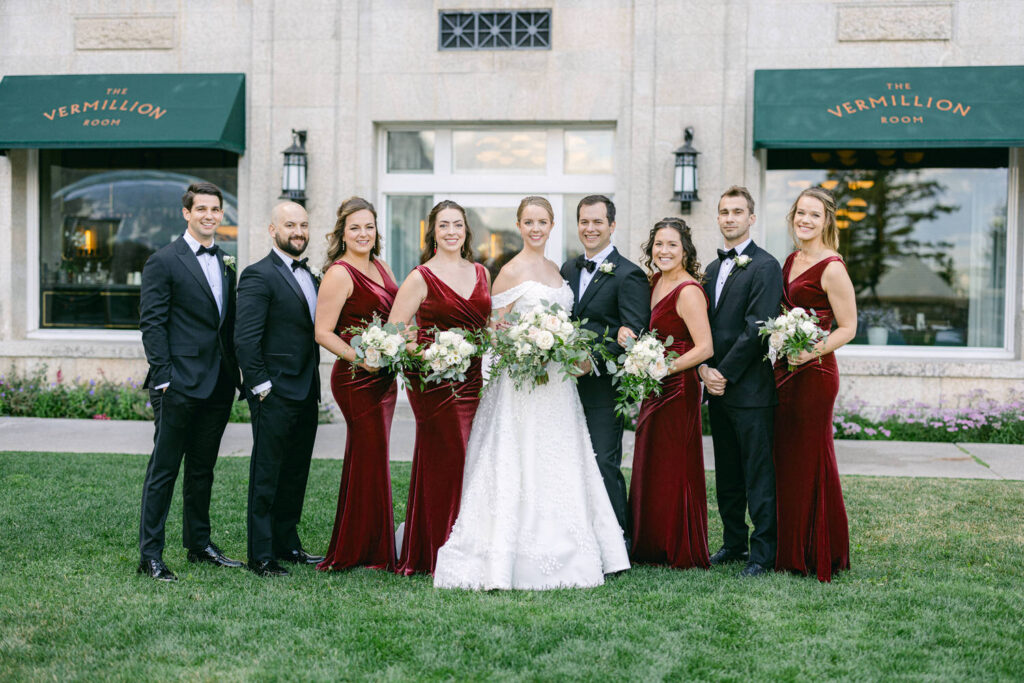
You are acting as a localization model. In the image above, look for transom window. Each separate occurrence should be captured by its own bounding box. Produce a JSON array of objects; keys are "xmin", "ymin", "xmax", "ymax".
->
[{"xmin": 439, "ymin": 11, "xmax": 551, "ymax": 50}]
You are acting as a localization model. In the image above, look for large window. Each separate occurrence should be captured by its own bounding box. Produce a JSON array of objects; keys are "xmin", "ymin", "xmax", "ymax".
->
[
  {"xmin": 379, "ymin": 126, "xmax": 615, "ymax": 282},
  {"xmin": 38, "ymin": 149, "xmax": 238, "ymax": 329},
  {"xmin": 765, "ymin": 148, "xmax": 1009, "ymax": 349}
]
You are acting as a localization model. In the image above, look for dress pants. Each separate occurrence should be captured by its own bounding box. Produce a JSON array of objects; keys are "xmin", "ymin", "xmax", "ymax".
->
[
  {"xmin": 139, "ymin": 367, "xmax": 235, "ymax": 561},
  {"xmin": 707, "ymin": 399, "xmax": 777, "ymax": 568},
  {"xmin": 246, "ymin": 385, "xmax": 318, "ymax": 562},
  {"xmin": 581, "ymin": 400, "xmax": 630, "ymax": 545}
]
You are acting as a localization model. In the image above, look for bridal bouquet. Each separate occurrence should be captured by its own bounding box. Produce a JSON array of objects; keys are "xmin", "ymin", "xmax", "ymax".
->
[
  {"xmin": 490, "ymin": 302, "xmax": 597, "ymax": 390},
  {"xmin": 419, "ymin": 327, "xmax": 480, "ymax": 385},
  {"xmin": 603, "ymin": 331, "xmax": 678, "ymax": 417},
  {"xmin": 758, "ymin": 306, "xmax": 829, "ymax": 372},
  {"xmin": 346, "ymin": 315, "xmax": 414, "ymax": 376}
]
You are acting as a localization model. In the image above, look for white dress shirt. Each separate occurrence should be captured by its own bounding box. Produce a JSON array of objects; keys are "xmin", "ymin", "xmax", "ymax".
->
[
  {"xmin": 714, "ymin": 237, "xmax": 752, "ymax": 307},
  {"xmin": 579, "ymin": 242, "xmax": 615, "ymax": 300},
  {"xmin": 183, "ymin": 230, "xmax": 224, "ymax": 315}
]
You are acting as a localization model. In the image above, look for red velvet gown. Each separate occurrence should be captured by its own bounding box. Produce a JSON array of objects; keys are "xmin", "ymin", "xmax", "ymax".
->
[
  {"xmin": 318, "ymin": 259, "xmax": 400, "ymax": 572},
  {"xmin": 774, "ymin": 252, "xmax": 851, "ymax": 582},
  {"xmin": 629, "ymin": 278, "xmax": 710, "ymax": 569},
  {"xmin": 396, "ymin": 263, "xmax": 491, "ymax": 575}
]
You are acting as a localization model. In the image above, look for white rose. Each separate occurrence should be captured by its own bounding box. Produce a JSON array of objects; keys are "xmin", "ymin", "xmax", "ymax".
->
[
  {"xmin": 542, "ymin": 315, "xmax": 561, "ymax": 332},
  {"xmin": 516, "ymin": 342, "xmax": 533, "ymax": 357},
  {"xmin": 557, "ymin": 309, "xmax": 569, "ymax": 322},
  {"xmin": 423, "ymin": 345, "xmax": 438, "ymax": 361},
  {"xmin": 365, "ymin": 326, "xmax": 386, "ymax": 343},
  {"xmin": 650, "ymin": 358, "xmax": 668, "ymax": 380},
  {"xmin": 799, "ymin": 320, "xmax": 817, "ymax": 336},
  {"xmin": 769, "ymin": 330, "xmax": 786, "ymax": 350},
  {"xmin": 430, "ymin": 358, "xmax": 445, "ymax": 373},
  {"xmin": 363, "ymin": 346, "xmax": 382, "ymax": 367},
  {"xmin": 382, "ymin": 338, "xmax": 400, "ymax": 357},
  {"xmin": 458, "ymin": 341, "xmax": 475, "ymax": 357},
  {"xmin": 789, "ymin": 307, "xmax": 806, "ymax": 318},
  {"xmin": 623, "ymin": 357, "xmax": 640, "ymax": 375},
  {"xmin": 438, "ymin": 330, "xmax": 459, "ymax": 346},
  {"xmin": 559, "ymin": 321, "xmax": 574, "ymax": 338},
  {"xmin": 535, "ymin": 330, "xmax": 555, "ymax": 350}
]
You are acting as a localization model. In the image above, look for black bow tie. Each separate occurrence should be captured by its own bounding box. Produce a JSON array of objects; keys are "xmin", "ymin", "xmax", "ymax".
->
[
  {"xmin": 576, "ymin": 255, "xmax": 597, "ymax": 273},
  {"xmin": 196, "ymin": 244, "xmax": 219, "ymax": 256},
  {"xmin": 291, "ymin": 257, "xmax": 310, "ymax": 272},
  {"xmin": 717, "ymin": 248, "xmax": 737, "ymax": 261}
]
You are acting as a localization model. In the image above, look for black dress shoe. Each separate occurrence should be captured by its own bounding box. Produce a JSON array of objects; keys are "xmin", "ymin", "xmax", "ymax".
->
[
  {"xmin": 709, "ymin": 547, "xmax": 749, "ymax": 565},
  {"xmin": 137, "ymin": 559, "xmax": 178, "ymax": 582},
  {"xmin": 740, "ymin": 562, "xmax": 769, "ymax": 578},
  {"xmin": 187, "ymin": 542, "xmax": 243, "ymax": 568},
  {"xmin": 276, "ymin": 548, "xmax": 325, "ymax": 565},
  {"xmin": 247, "ymin": 559, "xmax": 289, "ymax": 577}
]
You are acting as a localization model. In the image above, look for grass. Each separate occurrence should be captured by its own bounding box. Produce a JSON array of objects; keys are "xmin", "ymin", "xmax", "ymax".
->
[{"xmin": 1, "ymin": 452, "xmax": 1023, "ymax": 680}]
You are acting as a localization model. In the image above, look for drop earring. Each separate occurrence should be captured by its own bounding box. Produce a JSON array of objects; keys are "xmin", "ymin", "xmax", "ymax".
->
[{"xmin": 433, "ymin": 239, "xmax": 437, "ymax": 255}]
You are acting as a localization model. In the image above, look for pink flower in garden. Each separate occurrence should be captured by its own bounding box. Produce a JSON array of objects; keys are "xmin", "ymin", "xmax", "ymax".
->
[{"xmin": 92, "ymin": 413, "xmax": 110, "ymax": 420}]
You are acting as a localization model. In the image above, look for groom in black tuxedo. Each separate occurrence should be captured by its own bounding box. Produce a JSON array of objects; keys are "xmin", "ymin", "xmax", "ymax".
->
[
  {"xmin": 561, "ymin": 195, "xmax": 650, "ymax": 548},
  {"xmin": 699, "ymin": 186, "xmax": 783, "ymax": 577},
  {"xmin": 235, "ymin": 201, "xmax": 324, "ymax": 577},
  {"xmin": 137, "ymin": 182, "xmax": 244, "ymax": 582}
]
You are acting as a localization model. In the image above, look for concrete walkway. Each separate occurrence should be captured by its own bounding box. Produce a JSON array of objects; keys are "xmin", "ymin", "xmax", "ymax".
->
[{"xmin": 1, "ymin": 415, "xmax": 1021, "ymax": 481}]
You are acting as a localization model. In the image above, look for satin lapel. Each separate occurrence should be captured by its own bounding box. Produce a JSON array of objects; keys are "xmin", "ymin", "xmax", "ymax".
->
[
  {"xmin": 218, "ymin": 254, "xmax": 230, "ymax": 325},
  {"xmin": 272, "ymin": 252, "xmax": 314, "ymax": 324},
  {"xmin": 713, "ymin": 242, "xmax": 757, "ymax": 315},
  {"xmin": 705, "ymin": 260, "xmax": 721, "ymax": 317},
  {"xmin": 175, "ymin": 239, "xmax": 219, "ymax": 315},
  {"xmin": 567, "ymin": 260, "xmax": 582, "ymax": 304},
  {"xmin": 577, "ymin": 248, "xmax": 618, "ymax": 314}
]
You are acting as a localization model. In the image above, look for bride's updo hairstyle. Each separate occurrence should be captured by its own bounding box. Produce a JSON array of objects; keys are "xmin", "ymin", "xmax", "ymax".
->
[
  {"xmin": 641, "ymin": 217, "xmax": 703, "ymax": 283},
  {"xmin": 516, "ymin": 195, "xmax": 554, "ymax": 222},
  {"xmin": 325, "ymin": 196, "xmax": 380, "ymax": 269},
  {"xmin": 421, "ymin": 199, "xmax": 474, "ymax": 264},
  {"xmin": 786, "ymin": 187, "xmax": 839, "ymax": 251}
]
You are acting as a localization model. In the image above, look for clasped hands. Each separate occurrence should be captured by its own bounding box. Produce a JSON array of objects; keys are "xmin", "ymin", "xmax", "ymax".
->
[{"xmin": 699, "ymin": 365, "xmax": 727, "ymax": 396}]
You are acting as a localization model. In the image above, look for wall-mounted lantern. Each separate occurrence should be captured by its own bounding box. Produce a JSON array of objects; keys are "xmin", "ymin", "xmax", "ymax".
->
[
  {"xmin": 672, "ymin": 127, "xmax": 699, "ymax": 214},
  {"xmin": 280, "ymin": 129, "xmax": 307, "ymax": 206}
]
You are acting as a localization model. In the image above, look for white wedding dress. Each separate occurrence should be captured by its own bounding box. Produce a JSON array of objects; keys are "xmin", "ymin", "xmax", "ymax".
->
[{"xmin": 433, "ymin": 280, "xmax": 631, "ymax": 590}]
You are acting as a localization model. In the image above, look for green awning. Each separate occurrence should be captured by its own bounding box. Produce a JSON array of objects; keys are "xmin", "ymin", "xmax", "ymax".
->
[
  {"xmin": 754, "ymin": 66, "xmax": 1024, "ymax": 149},
  {"xmin": 0, "ymin": 73, "xmax": 245, "ymax": 153}
]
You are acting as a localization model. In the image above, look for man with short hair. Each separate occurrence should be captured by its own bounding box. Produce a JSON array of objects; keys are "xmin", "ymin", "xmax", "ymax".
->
[
  {"xmin": 137, "ymin": 181, "xmax": 244, "ymax": 582},
  {"xmin": 699, "ymin": 185, "xmax": 783, "ymax": 577},
  {"xmin": 560, "ymin": 195, "xmax": 651, "ymax": 550},
  {"xmin": 235, "ymin": 201, "xmax": 323, "ymax": 577}
]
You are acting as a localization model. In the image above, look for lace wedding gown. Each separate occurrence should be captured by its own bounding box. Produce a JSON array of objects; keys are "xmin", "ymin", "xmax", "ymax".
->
[{"xmin": 433, "ymin": 280, "xmax": 631, "ymax": 590}]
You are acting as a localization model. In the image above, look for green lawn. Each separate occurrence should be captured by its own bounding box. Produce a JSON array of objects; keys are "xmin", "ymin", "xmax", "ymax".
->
[{"xmin": 1, "ymin": 452, "xmax": 1022, "ymax": 681}]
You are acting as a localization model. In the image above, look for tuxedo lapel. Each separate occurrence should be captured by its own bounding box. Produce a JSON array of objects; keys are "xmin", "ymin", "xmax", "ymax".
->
[
  {"xmin": 217, "ymin": 254, "xmax": 230, "ymax": 326},
  {"xmin": 577, "ymin": 248, "xmax": 618, "ymax": 313},
  {"xmin": 174, "ymin": 238, "xmax": 219, "ymax": 316},
  {"xmin": 713, "ymin": 241, "xmax": 758, "ymax": 315},
  {"xmin": 567, "ymin": 260, "xmax": 582, "ymax": 304},
  {"xmin": 271, "ymin": 252, "xmax": 314, "ymax": 324}
]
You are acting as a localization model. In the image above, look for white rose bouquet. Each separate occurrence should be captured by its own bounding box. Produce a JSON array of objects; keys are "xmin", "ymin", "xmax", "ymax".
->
[
  {"xmin": 489, "ymin": 301, "xmax": 597, "ymax": 390},
  {"xmin": 346, "ymin": 315, "xmax": 414, "ymax": 377},
  {"xmin": 419, "ymin": 327, "xmax": 481, "ymax": 386},
  {"xmin": 758, "ymin": 306, "xmax": 829, "ymax": 372},
  {"xmin": 603, "ymin": 331, "xmax": 679, "ymax": 417}
]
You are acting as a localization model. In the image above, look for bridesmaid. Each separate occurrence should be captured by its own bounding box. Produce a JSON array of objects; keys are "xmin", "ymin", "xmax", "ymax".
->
[
  {"xmin": 388, "ymin": 200, "xmax": 491, "ymax": 575},
  {"xmin": 774, "ymin": 187, "xmax": 857, "ymax": 582},
  {"xmin": 314, "ymin": 196, "xmax": 400, "ymax": 572},
  {"xmin": 621, "ymin": 218, "xmax": 714, "ymax": 569}
]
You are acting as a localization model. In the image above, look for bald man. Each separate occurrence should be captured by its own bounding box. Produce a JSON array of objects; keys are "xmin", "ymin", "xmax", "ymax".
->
[{"xmin": 234, "ymin": 202, "xmax": 323, "ymax": 576}]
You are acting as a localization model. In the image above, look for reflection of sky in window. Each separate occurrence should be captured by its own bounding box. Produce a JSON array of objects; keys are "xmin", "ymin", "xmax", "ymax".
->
[
  {"xmin": 564, "ymin": 131, "xmax": 614, "ymax": 174},
  {"xmin": 453, "ymin": 131, "xmax": 546, "ymax": 173}
]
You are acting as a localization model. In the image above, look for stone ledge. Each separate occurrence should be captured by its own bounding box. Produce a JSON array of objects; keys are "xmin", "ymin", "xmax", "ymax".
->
[
  {"xmin": 74, "ymin": 15, "xmax": 176, "ymax": 51},
  {"xmin": 837, "ymin": 3, "xmax": 953, "ymax": 42},
  {"xmin": 839, "ymin": 356, "xmax": 1024, "ymax": 379}
]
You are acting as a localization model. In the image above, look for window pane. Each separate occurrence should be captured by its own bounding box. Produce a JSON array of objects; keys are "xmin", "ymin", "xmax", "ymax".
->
[
  {"xmin": 39, "ymin": 149, "xmax": 238, "ymax": 329},
  {"xmin": 766, "ymin": 161, "xmax": 1008, "ymax": 348},
  {"xmin": 386, "ymin": 195, "xmax": 435, "ymax": 282},
  {"xmin": 453, "ymin": 130, "xmax": 545, "ymax": 174},
  {"xmin": 387, "ymin": 131, "xmax": 434, "ymax": 173},
  {"xmin": 564, "ymin": 130, "xmax": 614, "ymax": 174},
  {"xmin": 463, "ymin": 205, "xmax": 523, "ymax": 281}
]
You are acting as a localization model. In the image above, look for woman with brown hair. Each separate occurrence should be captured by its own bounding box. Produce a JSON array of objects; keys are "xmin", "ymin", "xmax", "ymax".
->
[
  {"xmin": 622, "ymin": 218, "xmax": 714, "ymax": 569},
  {"xmin": 387, "ymin": 200, "xmax": 491, "ymax": 575},
  {"xmin": 314, "ymin": 196, "xmax": 401, "ymax": 572},
  {"xmin": 774, "ymin": 187, "xmax": 857, "ymax": 582}
]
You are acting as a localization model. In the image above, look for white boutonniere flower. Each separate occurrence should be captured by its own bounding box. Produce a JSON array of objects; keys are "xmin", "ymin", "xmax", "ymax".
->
[
  {"xmin": 735, "ymin": 255, "xmax": 752, "ymax": 269},
  {"xmin": 309, "ymin": 265, "xmax": 323, "ymax": 283},
  {"xmin": 598, "ymin": 262, "xmax": 615, "ymax": 276},
  {"xmin": 222, "ymin": 255, "xmax": 236, "ymax": 272}
]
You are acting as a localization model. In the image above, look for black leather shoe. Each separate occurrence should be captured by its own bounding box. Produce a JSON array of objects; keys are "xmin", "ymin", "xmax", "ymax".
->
[
  {"xmin": 187, "ymin": 542, "xmax": 243, "ymax": 568},
  {"xmin": 137, "ymin": 559, "xmax": 178, "ymax": 582},
  {"xmin": 276, "ymin": 548, "xmax": 325, "ymax": 565},
  {"xmin": 710, "ymin": 547, "xmax": 749, "ymax": 565},
  {"xmin": 247, "ymin": 559, "xmax": 289, "ymax": 577},
  {"xmin": 740, "ymin": 562, "xmax": 769, "ymax": 578}
]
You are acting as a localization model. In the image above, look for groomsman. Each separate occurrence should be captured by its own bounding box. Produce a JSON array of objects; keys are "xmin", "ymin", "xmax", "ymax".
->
[
  {"xmin": 138, "ymin": 182, "xmax": 244, "ymax": 582},
  {"xmin": 699, "ymin": 186, "xmax": 783, "ymax": 577},
  {"xmin": 560, "ymin": 195, "xmax": 650, "ymax": 549},
  {"xmin": 235, "ymin": 202, "xmax": 324, "ymax": 577}
]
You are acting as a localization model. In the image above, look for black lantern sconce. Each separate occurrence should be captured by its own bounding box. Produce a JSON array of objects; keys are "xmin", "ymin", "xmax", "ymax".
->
[
  {"xmin": 672, "ymin": 127, "xmax": 700, "ymax": 214},
  {"xmin": 280, "ymin": 129, "xmax": 308, "ymax": 206}
]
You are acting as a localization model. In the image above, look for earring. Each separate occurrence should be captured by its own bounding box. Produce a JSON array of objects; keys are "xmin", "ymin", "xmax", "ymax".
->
[
  {"xmin": 340, "ymin": 241, "xmax": 346, "ymax": 254},
  {"xmin": 433, "ymin": 239, "xmax": 437, "ymax": 255}
]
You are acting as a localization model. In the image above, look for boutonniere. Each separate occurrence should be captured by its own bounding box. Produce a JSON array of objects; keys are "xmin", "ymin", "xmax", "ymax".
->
[
  {"xmin": 222, "ymin": 255, "xmax": 236, "ymax": 272},
  {"xmin": 598, "ymin": 262, "xmax": 615, "ymax": 276},
  {"xmin": 310, "ymin": 265, "xmax": 323, "ymax": 284},
  {"xmin": 728, "ymin": 254, "xmax": 752, "ymax": 277}
]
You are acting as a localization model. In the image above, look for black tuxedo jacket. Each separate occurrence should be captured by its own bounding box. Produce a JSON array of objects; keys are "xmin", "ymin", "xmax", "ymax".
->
[
  {"xmin": 702, "ymin": 241, "xmax": 783, "ymax": 408},
  {"xmin": 139, "ymin": 236, "xmax": 241, "ymax": 399},
  {"xmin": 234, "ymin": 251, "xmax": 321, "ymax": 402},
  {"xmin": 561, "ymin": 247, "xmax": 651, "ymax": 406}
]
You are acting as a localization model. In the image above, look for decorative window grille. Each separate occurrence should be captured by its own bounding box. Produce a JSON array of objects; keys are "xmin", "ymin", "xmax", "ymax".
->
[{"xmin": 439, "ymin": 10, "xmax": 551, "ymax": 50}]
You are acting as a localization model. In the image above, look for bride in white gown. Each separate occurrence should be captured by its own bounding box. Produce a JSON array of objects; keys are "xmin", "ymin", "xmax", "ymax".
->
[{"xmin": 433, "ymin": 196, "xmax": 630, "ymax": 590}]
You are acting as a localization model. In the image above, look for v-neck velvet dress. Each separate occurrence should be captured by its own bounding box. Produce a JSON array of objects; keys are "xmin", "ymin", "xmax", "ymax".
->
[
  {"xmin": 628, "ymin": 277, "xmax": 710, "ymax": 569},
  {"xmin": 396, "ymin": 263, "xmax": 491, "ymax": 575},
  {"xmin": 773, "ymin": 252, "xmax": 850, "ymax": 582},
  {"xmin": 318, "ymin": 259, "xmax": 400, "ymax": 572}
]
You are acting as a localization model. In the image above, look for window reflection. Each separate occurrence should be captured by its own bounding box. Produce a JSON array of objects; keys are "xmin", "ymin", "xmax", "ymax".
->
[
  {"xmin": 453, "ymin": 130, "xmax": 546, "ymax": 173},
  {"xmin": 564, "ymin": 130, "xmax": 614, "ymax": 174},
  {"xmin": 387, "ymin": 131, "xmax": 434, "ymax": 173}
]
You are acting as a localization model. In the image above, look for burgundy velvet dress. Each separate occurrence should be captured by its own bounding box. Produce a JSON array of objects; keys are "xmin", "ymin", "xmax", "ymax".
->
[
  {"xmin": 629, "ymin": 277, "xmax": 711, "ymax": 570},
  {"xmin": 318, "ymin": 259, "xmax": 400, "ymax": 572},
  {"xmin": 396, "ymin": 264, "xmax": 491, "ymax": 575},
  {"xmin": 774, "ymin": 252, "xmax": 851, "ymax": 582}
]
